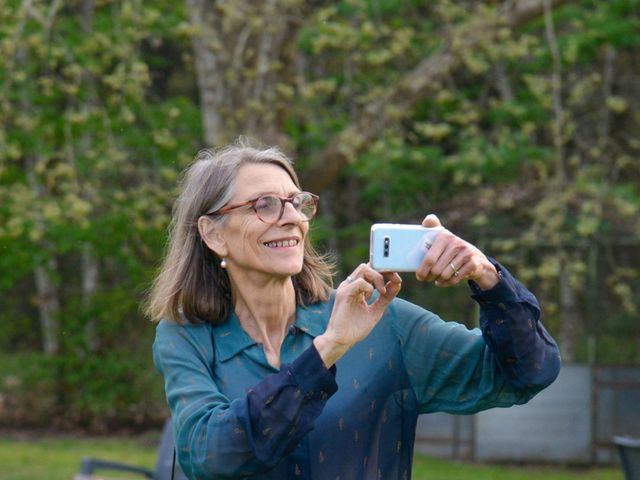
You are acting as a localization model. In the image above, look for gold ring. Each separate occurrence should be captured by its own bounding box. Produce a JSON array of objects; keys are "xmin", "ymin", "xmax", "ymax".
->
[{"xmin": 450, "ymin": 263, "xmax": 460, "ymax": 277}]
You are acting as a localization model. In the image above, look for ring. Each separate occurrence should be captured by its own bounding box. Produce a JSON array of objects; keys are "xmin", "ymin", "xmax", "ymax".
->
[
  {"xmin": 450, "ymin": 263, "xmax": 460, "ymax": 277},
  {"xmin": 346, "ymin": 275, "xmax": 353, "ymax": 283}
]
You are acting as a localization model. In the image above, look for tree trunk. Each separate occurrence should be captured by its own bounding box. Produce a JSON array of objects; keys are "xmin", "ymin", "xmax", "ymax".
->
[
  {"xmin": 544, "ymin": 0, "xmax": 581, "ymax": 361},
  {"xmin": 186, "ymin": 0, "xmax": 223, "ymax": 145},
  {"xmin": 185, "ymin": 0, "xmax": 308, "ymax": 147},
  {"xmin": 82, "ymin": 244, "xmax": 100, "ymax": 352},
  {"xmin": 79, "ymin": 0, "xmax": 101, "ymax": 352},
  {"xmin": 16, "ymin": 3, "xmax": 64, "ymax": 355},
  {"xmin": 34, "ymin": 255, "xmax": 61, "ymax": 356},
  {"xmin": 558, "ymin": 258, "xmax": 578, "ymax": 362}
]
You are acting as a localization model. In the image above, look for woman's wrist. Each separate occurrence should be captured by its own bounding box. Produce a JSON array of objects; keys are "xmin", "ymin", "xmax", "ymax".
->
[
  {"xmin": 313, "ymin": 334, "xmax": 350, "ymax": 368},
  {"xmin": 472, "ymin": 261, "xmax": 501, "ymax": 291}
]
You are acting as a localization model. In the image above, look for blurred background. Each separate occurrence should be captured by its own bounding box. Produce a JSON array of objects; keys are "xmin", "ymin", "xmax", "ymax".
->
[{"xmin": 0, "ymin": 0, "xmax": 639, "ymax": 476}]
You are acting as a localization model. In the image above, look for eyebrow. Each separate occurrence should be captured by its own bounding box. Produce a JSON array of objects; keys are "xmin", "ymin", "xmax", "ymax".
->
[{"xmin": 243, "ymin": 189, "xmax": 301, "ymax": 200}]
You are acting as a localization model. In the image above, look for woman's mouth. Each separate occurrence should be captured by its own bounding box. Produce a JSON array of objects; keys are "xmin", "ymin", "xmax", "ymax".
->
[{"xmin": 264, "ymin": 239, "xmax": 300, "ymax": 248}]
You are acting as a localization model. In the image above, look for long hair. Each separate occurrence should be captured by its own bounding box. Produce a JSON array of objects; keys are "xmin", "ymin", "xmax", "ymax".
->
[{"xmin": 144, "ymin": 140, "xmax": 335, "ymax": 324}]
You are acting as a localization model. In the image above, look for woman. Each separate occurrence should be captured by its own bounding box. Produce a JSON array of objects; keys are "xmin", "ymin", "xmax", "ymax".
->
[{"xmin": 147, "ymin": 141, "xmax": 561, "ymax": 480}]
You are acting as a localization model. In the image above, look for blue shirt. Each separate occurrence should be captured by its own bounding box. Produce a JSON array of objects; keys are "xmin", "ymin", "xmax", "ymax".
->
[{"xmin": 153, "ymin": 261, "xmax": 561, "ymax": 479}]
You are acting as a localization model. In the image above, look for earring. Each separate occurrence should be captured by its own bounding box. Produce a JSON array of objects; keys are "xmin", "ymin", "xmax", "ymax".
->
[{"xmin": 220, "ymin": 258, "xmax": 227, "ymax": 268}]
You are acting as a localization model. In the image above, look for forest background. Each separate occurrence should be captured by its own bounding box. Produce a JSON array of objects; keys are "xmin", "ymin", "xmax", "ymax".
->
[{"xmin": 0, "ymin": 0, "xmax": 638, "ymax": 431}]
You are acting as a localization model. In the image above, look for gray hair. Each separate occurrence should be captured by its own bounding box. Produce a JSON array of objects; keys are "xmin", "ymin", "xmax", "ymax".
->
[{"xmin": 144, "ymin": 139, "xmax": 334, "ymax": 324}]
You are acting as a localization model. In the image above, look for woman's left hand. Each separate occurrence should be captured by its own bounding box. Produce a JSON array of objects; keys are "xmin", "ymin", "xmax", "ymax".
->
[{"xmin": 417, "ymin": 214, "xmax": 500, "ymax": 290}]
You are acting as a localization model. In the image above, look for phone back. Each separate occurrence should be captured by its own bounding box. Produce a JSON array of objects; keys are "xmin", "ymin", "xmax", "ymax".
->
[{"xmin": 369, "ymin": 224, "xmax": 444, "ymax": 272}]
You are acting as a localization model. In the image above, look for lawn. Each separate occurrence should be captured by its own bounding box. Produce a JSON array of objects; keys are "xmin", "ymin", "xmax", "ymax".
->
[{"xmin": 0, "ymin": 432, "xmax": 624, "ymax": 480}]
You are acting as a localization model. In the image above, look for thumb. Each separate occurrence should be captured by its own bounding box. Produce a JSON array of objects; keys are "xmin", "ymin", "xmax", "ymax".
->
[{"xmin": 422, "ymin": 213, "xmax": 442, "ymax": 228}]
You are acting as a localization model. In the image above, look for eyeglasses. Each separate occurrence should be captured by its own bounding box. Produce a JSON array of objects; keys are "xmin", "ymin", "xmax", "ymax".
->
[{"xmin": 207, "ymin": 191, "xmax": 319, "ymax": 224}]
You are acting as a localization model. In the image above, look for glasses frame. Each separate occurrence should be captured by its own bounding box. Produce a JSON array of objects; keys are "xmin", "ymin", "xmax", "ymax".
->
[{"xmin": 206, "ymin": 192, "xmax": 319, "ymax": 224}]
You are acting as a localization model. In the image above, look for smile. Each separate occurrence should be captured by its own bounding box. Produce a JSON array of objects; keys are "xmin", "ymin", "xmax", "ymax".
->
[{"xmin": 264, "ymin": 239, "xmax": 299, "ymax": 248}]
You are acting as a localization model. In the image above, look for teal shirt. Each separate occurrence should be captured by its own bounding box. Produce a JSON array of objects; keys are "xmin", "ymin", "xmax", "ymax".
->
[{"xmin": 153, "ymin": 261, "xmax": 561, "ymax": 479}]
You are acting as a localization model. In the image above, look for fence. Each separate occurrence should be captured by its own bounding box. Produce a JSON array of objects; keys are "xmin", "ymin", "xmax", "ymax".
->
[{"xmin": 414, "ymin": 364, "xmax": 640, "ymax": 464}]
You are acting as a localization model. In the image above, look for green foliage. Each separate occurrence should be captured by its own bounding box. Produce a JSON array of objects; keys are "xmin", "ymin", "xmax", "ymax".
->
[
  {"xmin": 298, "ymin": 0, "xmax": 640, "ymax": 364},
  {"xmin": 0, "ymin": 0, "xmax": 197, "ymax": 428},
  {"xmin": 0, "ymin": 0, "xmax": 639, "ymax": 429}
]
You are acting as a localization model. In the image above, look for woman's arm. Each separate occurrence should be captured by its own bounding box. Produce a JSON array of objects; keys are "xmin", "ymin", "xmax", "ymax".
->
[
  {"xmin": 391, "ymin": 260, "xmax": 561, "ymax": 414},
  {"xmin": 153, "ymin": 321, "xmax": 337, "ymax": 479}
]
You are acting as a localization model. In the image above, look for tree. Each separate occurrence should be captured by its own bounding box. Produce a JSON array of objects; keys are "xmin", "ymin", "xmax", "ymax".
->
[
  {"xmin": 0, "ymin": 0, "xmax": 200, "ymax": 427},
  {"xmin": 0, "ymin": 0, "xmax": 638, "ymax": 429}
]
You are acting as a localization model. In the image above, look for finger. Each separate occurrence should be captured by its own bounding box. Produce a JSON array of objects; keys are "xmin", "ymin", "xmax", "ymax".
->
[
  {"xmin": 381, "ymin": 272, "xmax": 402, "ymax": 298},
  {"xmin": 431, "ymin": 244, "xmax": 466, "ymax": 281},
  {"xmin": 339, "ymin": 263, "xmax": 367, "ymax": 287},
  {"xmin": 421, "ymin": 213, "xmax": 442, "ymax": 228},
  {"xmin": 351, "ymin": 263, "xmax": 387, "ymax": 294},
  {"xmin": 350, "ymin": 278, "xmax": 375, "ymax": 302},
  {"xmin": 435, "ymin": 253, "xmax": 481, "ymax": 287},
  {"xmin": 371, "ymin": 274, "xmax": 402, "ymax": 313},
  {"xmin": 366, "ymin": 267, "xmax": 388, "ymax": 294},
  {"xmin": 383, "ymin": 275, "xmax": 402, "ymax": 298},
  {"xmin": 418, "ymin": 230, "xmax": 469, "ymax": 283},
  {"xmin": 382, "ymin": 271, "xmax": 402, "ymax": 285},
  {"xmin": 416, "ymin": 233, "xmax": 449, "ymax": 281}
]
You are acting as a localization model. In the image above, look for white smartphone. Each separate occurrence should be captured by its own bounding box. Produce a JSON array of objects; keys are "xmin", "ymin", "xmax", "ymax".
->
[{"xmin": 369, "ymin": 223, "xmax": 445, "ymax": 272}]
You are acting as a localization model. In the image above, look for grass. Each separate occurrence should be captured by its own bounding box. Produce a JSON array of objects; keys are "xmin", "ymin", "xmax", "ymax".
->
[
  {"xmin": 0, "ymin": 431, "xmax": 624, "ymax": 480},
  {"xmin": 0, "ymin": 432, "xmax": 158, "ymax": 480},
  {"xmin": 412, "ymin": 455, "xmax": 623, "ymax": 480}
]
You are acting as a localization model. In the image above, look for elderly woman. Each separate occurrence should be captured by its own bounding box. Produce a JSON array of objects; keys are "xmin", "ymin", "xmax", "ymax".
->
[{"xmin": 147, "ymin": 142, "xmax": 561, "ymax": 480}]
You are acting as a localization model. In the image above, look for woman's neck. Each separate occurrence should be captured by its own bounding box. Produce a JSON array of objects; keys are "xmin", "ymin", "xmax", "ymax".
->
[{"xmin": 230, "ymin": 273, "xmax": 296, "ymax": 368}]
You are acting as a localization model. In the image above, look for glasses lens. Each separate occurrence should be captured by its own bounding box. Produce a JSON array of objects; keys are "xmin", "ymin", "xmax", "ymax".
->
[
  {"xmin": 294, "ymin": 192, "xmax": 317, "ymax": 220},
  {"xmin": 254, "ymin": 195, "xmax": 281, "ymax": 222}
]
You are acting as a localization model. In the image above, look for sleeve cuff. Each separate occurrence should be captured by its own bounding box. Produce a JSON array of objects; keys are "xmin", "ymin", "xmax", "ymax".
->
[
  {"xmin": 469, "ymin": 257, "xmax": 541, "ymax": 317},
  {"xmin": 288, "ymin": 344, "xmax": 338, "ymax": 400}
]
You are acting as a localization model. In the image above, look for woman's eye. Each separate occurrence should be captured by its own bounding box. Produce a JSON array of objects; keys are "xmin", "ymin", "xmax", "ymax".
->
[{"xmin": 256, "ymin": 196, "xmax": 278, "ymax": 211}]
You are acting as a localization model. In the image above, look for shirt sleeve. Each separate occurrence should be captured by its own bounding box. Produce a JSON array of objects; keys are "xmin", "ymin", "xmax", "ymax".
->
[
  {"xmin": 470, "ymin": 258, "xmax": 561, "ymax": 390},
  {"xmin": 153, "ymin": 321, "xmax": 338, "ymax": 479},
  {"xmin": 390, "ymin": 258, "xmax": 561, "ymax": 415}
]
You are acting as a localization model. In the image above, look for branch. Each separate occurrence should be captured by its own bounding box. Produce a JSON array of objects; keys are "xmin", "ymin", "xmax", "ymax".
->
[{"xmin": 299, "ymin": 0, "xmax": 578, "ymax": 192}]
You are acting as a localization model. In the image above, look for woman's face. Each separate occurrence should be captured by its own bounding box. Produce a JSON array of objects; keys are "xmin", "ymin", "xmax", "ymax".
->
[{"xmin": 214, "ymin": 163, "xmax": 309, "ymax": 281}]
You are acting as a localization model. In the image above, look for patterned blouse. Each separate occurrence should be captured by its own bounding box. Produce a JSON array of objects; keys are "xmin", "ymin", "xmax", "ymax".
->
[{"xmin": 153, "ymin": 260, "xmax": 561, "ymax": 479}]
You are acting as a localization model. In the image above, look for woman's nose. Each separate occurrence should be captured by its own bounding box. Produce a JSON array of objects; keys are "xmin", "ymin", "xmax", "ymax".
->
[{"xmin": 279, "ymin": 200, "xmax": 304, "ymax": 223}]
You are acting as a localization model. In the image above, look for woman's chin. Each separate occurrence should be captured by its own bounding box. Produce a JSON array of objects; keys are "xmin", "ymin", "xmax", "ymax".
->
[{"xmin": 270, "ymin": 261, "xmax": 304, "ymax": 278}]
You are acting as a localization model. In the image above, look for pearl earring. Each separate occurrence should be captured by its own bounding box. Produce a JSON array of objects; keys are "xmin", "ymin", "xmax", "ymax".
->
[{"xmin": 220, "ymin": 258, "xmax": 227, "ymax": 268}]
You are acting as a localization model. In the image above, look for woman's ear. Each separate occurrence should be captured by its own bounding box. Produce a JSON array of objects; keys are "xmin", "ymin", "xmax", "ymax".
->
[{"xmin": 198, "ymin": 216, "xmax": 228, "ymax": 258}]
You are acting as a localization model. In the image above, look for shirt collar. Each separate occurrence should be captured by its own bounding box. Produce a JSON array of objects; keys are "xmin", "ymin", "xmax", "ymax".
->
[
  {"xmin": 293, "ymin": 300, "xmax": 332, "ymax": 337},
  {"xmin": 212, "ymin": 312, "xmax": 256, "ymax": 362},
  {"xmin": 212, "ymin": 296, "xmax": 334, "ymax": 362}
]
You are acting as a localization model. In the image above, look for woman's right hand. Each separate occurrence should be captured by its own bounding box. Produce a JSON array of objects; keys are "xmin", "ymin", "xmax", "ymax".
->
[{"xmin": 313, "ymin": 264, "xmax": 402, "ymax": 368}]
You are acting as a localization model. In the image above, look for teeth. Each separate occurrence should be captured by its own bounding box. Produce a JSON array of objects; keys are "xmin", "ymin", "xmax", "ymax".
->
[{"xmin": 265, "ymin": 239, "xmax": 298, "ymax": 248}]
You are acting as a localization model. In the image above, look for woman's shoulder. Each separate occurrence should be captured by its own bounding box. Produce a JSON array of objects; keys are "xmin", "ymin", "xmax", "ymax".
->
[
  {"xmin": 156, "ymin": 317, "xmax": 215, "ymax": 342},
  {"xmin": 154, "ymin": 318, "xmax": 216, "ymax": 361}
]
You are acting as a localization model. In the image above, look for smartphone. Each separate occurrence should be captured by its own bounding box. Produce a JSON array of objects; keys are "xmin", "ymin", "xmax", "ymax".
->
[{"xmin": 369, "ymin": 223, "xmax": 444, "ymax": 272}]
